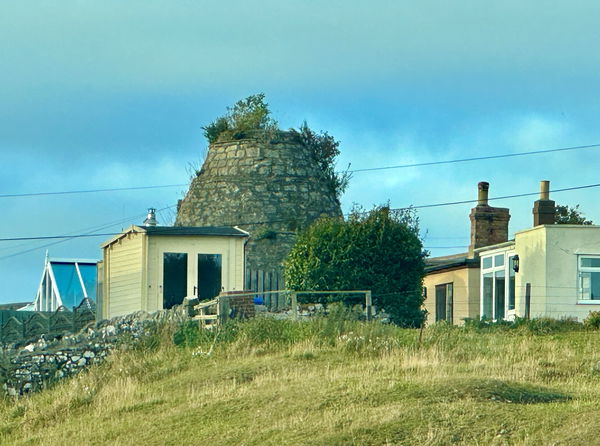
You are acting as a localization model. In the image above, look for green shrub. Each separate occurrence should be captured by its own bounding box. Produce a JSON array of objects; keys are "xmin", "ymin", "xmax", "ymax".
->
[
  {"xmin": 173, "ymin": 321, "xmax": 203, "ymax": 348},
  {"xmin": 285, "ymin": 206, "xmax": 426, "ymax": 327},
  {"xmin": 584, "ymin": 311, "xmax": 600, "ymax": 329},
  {"xmin": 202, "ymin": 93, "xmax": 278, "ymax": 143}
]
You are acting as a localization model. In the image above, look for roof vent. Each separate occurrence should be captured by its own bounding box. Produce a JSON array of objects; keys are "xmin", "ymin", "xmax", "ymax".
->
[{"xmin": 143, "ymin": 208, "xmax": 158, "ymax": 227}]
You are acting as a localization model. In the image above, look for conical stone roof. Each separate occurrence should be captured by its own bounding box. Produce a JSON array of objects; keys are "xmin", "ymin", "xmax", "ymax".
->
[{"xmin": 176, "ymin": 131, "xmax": 342, "ymax": 272}]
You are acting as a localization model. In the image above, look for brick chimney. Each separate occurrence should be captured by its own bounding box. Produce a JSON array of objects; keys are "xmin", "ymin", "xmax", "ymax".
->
[
  {"xmin": 469, "ymin": 182, "xmax": 510, "ymax": 256},
  {"xmin": 532, "ymin": 180, "xmax": 556, "ymax": 226}
]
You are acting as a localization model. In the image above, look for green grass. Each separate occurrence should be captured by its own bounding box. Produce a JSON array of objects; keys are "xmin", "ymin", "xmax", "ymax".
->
[{"xmin": 2, "ymin": 317, "xmax": 600, "ymax": 445}]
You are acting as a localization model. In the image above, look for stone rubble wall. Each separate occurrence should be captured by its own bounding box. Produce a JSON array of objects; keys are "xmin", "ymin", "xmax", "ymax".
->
[
  {"xmin": 176, "ymin": 131, "xmax": 342, "ymax": 273},
  {"xmin": 1, "ymin": 308, "xmax": 187, "ymax": 397}
]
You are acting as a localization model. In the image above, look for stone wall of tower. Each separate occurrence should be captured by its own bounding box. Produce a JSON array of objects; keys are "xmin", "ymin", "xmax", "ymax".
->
[{"xmin": 175, "ymin": 131, "xmax": 343, "ymax": 272}]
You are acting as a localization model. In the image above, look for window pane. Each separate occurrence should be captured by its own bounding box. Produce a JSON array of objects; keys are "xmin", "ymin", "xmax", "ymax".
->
[
  {"xmin": 163, "ymin": 253, "xmax": 188, "ymax": 309},
  {"xmin": 581, "ymin": 272, "xmax": 591, "ymax": 299},
  {"xmin": 494, "ymin": 255, "xmax": 504, "ymax": 267},
  {"xmin": 581, "ymin": 258, "xmax": 600, "ymax": 268},
  {"xmin": 508, "ymin": 257, "xmax": 516, "ymax": 310},
  {"xmin": 78, "ymin": 263, "xmax": 98, "ymax": 302},
  {"xmin": 197, "ymin": 254, "xmax": 222, "ymax": 300},
  {"xmin": 446, "ymin": 283, "xmax": 453, "ymax": 323},
  {"xmin": 51, "ymin": 262, "xmax": 80, "ymax": 309},
  {"xmin": 592, "ymin": 272, "xmax": 600, "ymax": 300},
  {"xmin": 435, "ymin": 285, "xmax": 447, "ymax": 322},
  {"xmin": 482, "ymin": 273, "xmax": 493, "ymax": 319},
  {"xmin": 495, "ymin": 271, "xmax": 505, "ymax": 320},
  {"xmin": 483, "ymin": 257, "xmax": 493, "ymax": 269}
]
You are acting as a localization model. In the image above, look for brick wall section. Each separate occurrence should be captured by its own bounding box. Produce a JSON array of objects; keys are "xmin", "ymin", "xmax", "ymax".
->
[
  {"xmin": 222, "ymin": 291, "xmax": 255, "ymax": 319},
  {"xmin": 176, "ymin": 131, "xmax": 342, "ymax": 272},
  {"xmin": 469, "ymin": 205, "xmax": 511, "ymax": 253}
]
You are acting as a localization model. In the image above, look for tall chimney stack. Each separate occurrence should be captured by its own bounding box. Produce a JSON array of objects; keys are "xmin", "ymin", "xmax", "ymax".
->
[
  {"xmin": 469, "ymin": 182, "xmax": 510, "ymax": 256},
  {"xmin": 532, "ymin": 180, "xmax": 555, "ymax": 226}
]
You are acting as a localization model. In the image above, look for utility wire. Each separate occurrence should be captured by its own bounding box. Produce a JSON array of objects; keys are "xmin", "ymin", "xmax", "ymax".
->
[
  {"xmin": 2, "ymin": 182, "xmax": 598, "ymax": 245},
  {"xmin": 2, "ymin": 142, "xmax": 600, "ymax": 199},
  {"xmin": 0, "ymin": 204, "xmax": 177, "ymax": 260},
  {"xmin": 348, "ymin": 143, "xmax": 600, "ymax": 173},
  {"xmin": 0, "ymin": 184, "xmax": 187, "ymax": 199}
]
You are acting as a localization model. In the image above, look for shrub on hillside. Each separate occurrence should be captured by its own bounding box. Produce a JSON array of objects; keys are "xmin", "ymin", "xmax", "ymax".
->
[
  {"xmin": 285, "ymin": 205, "xmax": 427, "ymax": 327},
  {"xmin": 584, "ymin": 311, "xmax": 600, "ymax": 329}
]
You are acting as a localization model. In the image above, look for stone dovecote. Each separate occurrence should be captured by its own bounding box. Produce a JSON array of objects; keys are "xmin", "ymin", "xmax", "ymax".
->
[{"xmin": 176, "ymin": 131, "xmax": 342, "ymax": 272}]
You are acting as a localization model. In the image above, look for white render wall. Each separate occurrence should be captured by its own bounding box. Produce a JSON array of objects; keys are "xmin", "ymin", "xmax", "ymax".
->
[{"xmin": 515, "ymin": 225, "xmax": 600, "ymax": 321}]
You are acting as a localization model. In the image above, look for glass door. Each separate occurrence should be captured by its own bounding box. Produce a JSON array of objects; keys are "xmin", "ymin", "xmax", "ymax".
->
[
  {"xmin": 163, "ymin": 253, "xmax": 188, "ymax": 309},
  {"xmin": 197, "ymin": 254, "xmax": 222, "ymax": 300}
]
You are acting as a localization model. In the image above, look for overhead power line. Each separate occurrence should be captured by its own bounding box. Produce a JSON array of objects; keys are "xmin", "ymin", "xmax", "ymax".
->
[
  {"xmin": 0, "ymin": 184, "xmax": 187, "ymax": 199},
  {"xmin": 2, "ymin": 142, "xmax": 599, "ymax": 199},
  {"xmin": 398, "ymin": 182, "xmax": 600, "ymax": 211},
  {"xmin": 0, "ymin": 204, "xmax": 177, "ymax": 260},
  {"xmin": 348, "ymin": 143, "xmax": 600, "ymax": 173},
  {"xmin": 2, "ymin": 182, "xmax": 599, "ymax": 245},
  {"xmin": 0, "ymin": 233, "xmax": 118, "ymax": 242}
]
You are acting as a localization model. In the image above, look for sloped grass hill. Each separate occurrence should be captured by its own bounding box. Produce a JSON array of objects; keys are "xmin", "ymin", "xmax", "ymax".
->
[{"xmin": 2, "ymin": 317, "xmax": 600, "ymax": 445}]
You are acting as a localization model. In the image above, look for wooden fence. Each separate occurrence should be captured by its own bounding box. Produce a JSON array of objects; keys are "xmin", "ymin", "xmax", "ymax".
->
[
  {"xmin": 0, "ymin": 299, "xmax": 96, "ymax": 344},
  {"xmin": 245, "ymin": 268, "xmax": 287, "ymax": 311}
]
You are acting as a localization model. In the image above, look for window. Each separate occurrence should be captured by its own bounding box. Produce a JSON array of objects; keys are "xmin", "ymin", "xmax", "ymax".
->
[
  {"xmin": 579, "ymin": 256, "xmax": 600, "ymax": 301},
  {"xmin": 435, "ymin": 283, "xmax": 453, "ymax": 323},
  {"xmin": 163, "ymin": 253, "xmax": 188, "ymax": 309},
  {"xmin": 197, "ymin": 254, "xmax": 222, "ymax": 300},
  {"xmin": 481, "ymin": 251, "xmax": 516, "ymax": 320}
]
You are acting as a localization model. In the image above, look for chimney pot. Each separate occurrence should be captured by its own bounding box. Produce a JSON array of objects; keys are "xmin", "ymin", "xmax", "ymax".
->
[
  {"xmin": 477, "ymin": 181, "xmax": 489, "ymax": 206},
  {"xmin": 540, "ymin": 180, "xmax": 550, "ymax": 200},
  {"xmin": 143, "ymin": 208, "xmax": 158, "ymax": 227},
  {"xmin": 533, "ymin": 180, "xmax": 556, "ymax": 226}
]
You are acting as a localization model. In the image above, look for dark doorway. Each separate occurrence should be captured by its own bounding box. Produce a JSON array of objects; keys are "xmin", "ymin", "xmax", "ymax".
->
[
  {"xmin": 197, "ymin": 254, "xmax": 222, "ymax": 300},
  {"xmin": 163, "ymin": 253, "xmax": 188, "ymax": 309},
  {"xmin": 435, "ymin": 283, "xmax": 453, "ymax": 323}
]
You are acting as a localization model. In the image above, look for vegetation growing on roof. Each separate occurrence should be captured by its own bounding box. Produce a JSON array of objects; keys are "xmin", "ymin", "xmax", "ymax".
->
[
  {"xmin": 202, "ymin": 93, "xmax": 278, "ymax": 143},
  {"xmin": 201, "ymin": 93, "xmax": 351, "ymax": 201}
]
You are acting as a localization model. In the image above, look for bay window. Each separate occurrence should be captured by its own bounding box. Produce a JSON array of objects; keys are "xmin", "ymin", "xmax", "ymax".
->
[{"xmin": 481, "ymin": 252, "xmax": 517, "ymax": 320}]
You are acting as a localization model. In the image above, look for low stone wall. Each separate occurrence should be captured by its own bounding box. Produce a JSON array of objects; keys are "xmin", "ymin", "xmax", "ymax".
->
[{"xmin": 1, "ymin": 307, "xmax": 187, "ymax": 397}]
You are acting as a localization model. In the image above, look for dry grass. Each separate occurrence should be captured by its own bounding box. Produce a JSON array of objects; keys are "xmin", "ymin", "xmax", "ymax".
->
[{"xmin": 2, "ymin": 319, "xmax": 600, "ymax": 445}]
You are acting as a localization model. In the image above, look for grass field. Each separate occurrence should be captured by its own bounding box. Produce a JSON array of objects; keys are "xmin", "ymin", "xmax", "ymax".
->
[{"xmin": 2, "ymin": 315, "xmax": 600, "ymax": 445}]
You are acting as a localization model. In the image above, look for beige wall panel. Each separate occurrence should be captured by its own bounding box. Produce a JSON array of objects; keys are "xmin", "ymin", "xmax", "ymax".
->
[
  {"xmin": 423, "ymin": 266, "xmax": 479, "ymax": 325},
  {"xmin": 105, "ymin": 233, "xmax": 144, "ymax": 318},
  {"xmin": 146, "ymin": 235, "xmax": 246, "ymax": 312}
]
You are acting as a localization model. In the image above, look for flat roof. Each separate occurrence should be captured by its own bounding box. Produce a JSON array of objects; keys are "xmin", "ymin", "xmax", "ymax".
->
[
  {"xmin": 101, "ymin": 225, "xmax": 248, "ymax": 248},
  {"xmin": 425, "ymin": 252, "xmax": 479, "ymax": 273}
]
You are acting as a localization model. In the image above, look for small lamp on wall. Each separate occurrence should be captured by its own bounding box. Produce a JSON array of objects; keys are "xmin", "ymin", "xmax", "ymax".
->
[{"xmin": 512, "ymin": 255, "xmax": 520, "ymax": 273}]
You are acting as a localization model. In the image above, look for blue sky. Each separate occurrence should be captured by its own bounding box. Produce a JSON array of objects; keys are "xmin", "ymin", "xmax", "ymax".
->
[{"xmin": 2, "ymin": 1, "xmax": 600, "ymax": 303}]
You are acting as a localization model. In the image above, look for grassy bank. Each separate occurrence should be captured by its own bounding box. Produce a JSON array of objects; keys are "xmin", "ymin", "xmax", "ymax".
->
[{"xmin": 2, "ymin": 316, "xmax": 600, "ymax": 445}]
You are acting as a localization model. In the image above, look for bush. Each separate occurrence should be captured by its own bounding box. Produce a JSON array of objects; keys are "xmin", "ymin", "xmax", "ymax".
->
[
  {"xmin": 584, "ymin": 311, "xmax": 600, "ymax": 329},
  {"xmin": 201, "ymin": 95, "xmax": 349, "ymax": 201},
  {"xmin": 202, "ymin": 93, "xmax": 278, "ymax": 143},
  {"xmin": 290, "ymin": 122, "xmax": 351, "ymax": 202},
  {"xmin": 285, "ymin": 206, "xmax": 426, "ymax": 327}
]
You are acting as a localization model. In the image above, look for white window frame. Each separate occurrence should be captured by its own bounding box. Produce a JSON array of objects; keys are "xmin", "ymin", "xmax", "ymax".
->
[
  {"xmin": 577, "ymin": 255, "xmax": 600, "ymax": 303},
  {"xmin": 480, "ymin": 249, "xmax": 516, "ymax": 320}
]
